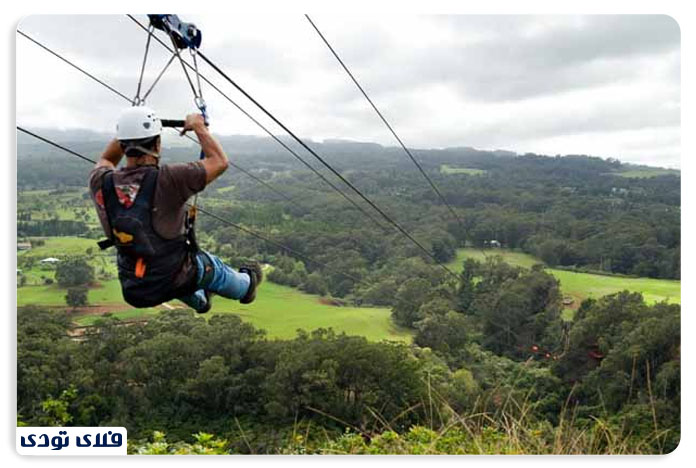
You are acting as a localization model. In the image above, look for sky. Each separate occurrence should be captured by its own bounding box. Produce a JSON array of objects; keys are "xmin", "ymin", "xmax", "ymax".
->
[{"xmin": 16, "ymin": 14, "xmax": 681, "ymax": 167}]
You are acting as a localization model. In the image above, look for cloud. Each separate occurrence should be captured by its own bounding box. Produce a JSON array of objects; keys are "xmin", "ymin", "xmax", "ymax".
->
[{"xmin": 16, "ymin": 14, "xmax": 681, "ymax": 167}]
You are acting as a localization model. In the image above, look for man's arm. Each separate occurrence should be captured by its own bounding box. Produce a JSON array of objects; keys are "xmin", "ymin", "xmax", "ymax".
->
[
  {"xmin": 96, "ymin": 138, "xmax": 124, "ymax": 170},
  {"xmin": 181, "ymin": 114, "xmax": 229, "ymax": 184}
]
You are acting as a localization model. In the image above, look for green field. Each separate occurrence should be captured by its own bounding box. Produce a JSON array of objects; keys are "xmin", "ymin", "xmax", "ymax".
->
[
  {"xmin": 440, "ymin": 165, "xmax": 487, "ymax": 175},
  {"xmin": 18, "ymin": 235, "xmax": 678, "ymax": 338},
  {"xmin": 446, "ymin": 248, "xmax": 540, "ymax": 270},
  {"xmin": 19, "ymin": 277, "xmax": 412, "ymax": 342},
  {"xmin": 606, "ymin": 168, "xmax": 679, "ymax": 179},
  {"xmin": 19, "ymin": 236, "xmax": 100, "ymax": 258},
  {"xmin": 18, "ymin": 188, "xmax": 100, "ymax": 228},
  {"xmin": 17, "ymin": 277, "xmax": 124, "ymax": 306},
  {"xmin": 208, "ymin": 282, "xmax": 411, "ymax": 341},
  {"xmin": 216, "ymin": 185, "xmax": 236, "ymax": 194},
  {"xmin": 448, "ymin": 248, "xmax": 681, "ymax": 315},
  {"xmin": 73, "ymin": 308, "xmax": 162, "ymax": 327}
]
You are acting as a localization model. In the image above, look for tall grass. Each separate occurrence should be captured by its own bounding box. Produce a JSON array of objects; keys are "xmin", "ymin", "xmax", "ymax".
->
[{"xmin": 279, "ymin": 369, "xmax": 675, "ymax": 455}]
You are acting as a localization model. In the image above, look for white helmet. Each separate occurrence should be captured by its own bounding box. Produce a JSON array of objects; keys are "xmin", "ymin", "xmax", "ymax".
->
[{"xmin": 116, "ymin": 106, "xmax": 162, "ymax": 141}]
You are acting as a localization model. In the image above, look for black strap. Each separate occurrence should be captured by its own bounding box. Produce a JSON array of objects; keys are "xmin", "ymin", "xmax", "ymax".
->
[
  {"xmin": 97, "ymin": 170, "xmax": 116, "ymax": 250},
  {"xmin": 97, "ymin": 168, "xmax": 159, "ymax": 250},
  {"xmin": 102, "ymin": 170, "xmax": 119, "ymax": 216},
  {"xmin": 184, "ymin": 210, "xmax": 199, "ymax": 252},
  {"xmin": 97, "ymin": 238, "xmax": 114, "ymax": 250}
]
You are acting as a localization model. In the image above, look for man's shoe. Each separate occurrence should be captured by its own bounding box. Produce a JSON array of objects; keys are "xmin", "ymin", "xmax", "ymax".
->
[
  {"xmin": 196, "ymin": 290, "xmax": 213, "ymax": 314},
  {"xmin": 239, "ymin": 262, "xmax": 263, "ymax": 304}
]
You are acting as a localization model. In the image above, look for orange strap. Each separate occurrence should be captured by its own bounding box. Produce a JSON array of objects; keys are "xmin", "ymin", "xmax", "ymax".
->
[{"xmin": 135, "ymin": 258, "xmax": 147, "ymax": 278}]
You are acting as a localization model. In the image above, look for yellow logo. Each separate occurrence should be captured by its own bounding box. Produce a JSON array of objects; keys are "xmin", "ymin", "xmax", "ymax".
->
[{"xmin": 112, "ymin": 229, "xmax": 134, "ymax": 244}]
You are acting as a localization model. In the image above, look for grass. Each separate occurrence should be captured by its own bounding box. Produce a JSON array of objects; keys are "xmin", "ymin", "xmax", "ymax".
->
[
  {"xmin": 207, "ymin": 282, "xmax": 411, "ymax": 342},
  {"xmin": 606, "ymin": 168, "xmax": 679, "ymax": 179},
  {"xmin": 440, "ymin": 165, "xmax": 487, "ymax": 175},
  {"xmin": 551, "ymin": 268, "xmax": 680, "ymax": 306},
  {"xmin": 18, "ymin": 236, "xmax": 99, "ymax": 258},
  {"xmin": 446, "ymin": 248, "xmax": 540, "ymax": 270},
  {"xmin": 17, "ymin": 278, "xmax": 124, "ymax": 306},
  {"xmin": 448, "ymin": 248, "xmax": 681, "ymax": 320},
  {"xmin": 20, "ymin": 277, "xmax": 412, "ymax": 342},
  {"xmin": 75, "ymin": 308, "xmax": 161, "ymax": 327}
]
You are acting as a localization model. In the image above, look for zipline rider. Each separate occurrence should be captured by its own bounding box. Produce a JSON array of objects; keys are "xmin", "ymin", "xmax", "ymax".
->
[{"xmin": 89, "ymin": 106, "xmax": 262, "ymax": 313}]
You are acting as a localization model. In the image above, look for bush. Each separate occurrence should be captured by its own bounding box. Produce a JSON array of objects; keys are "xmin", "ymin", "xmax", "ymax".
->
[{"xmin": 65, "ymin": 286, "xmax": 88, "ymax": 308}]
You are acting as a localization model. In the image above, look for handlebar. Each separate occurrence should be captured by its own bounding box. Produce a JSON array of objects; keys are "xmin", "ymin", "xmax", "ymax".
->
[{"xmin": 161, "ymin": 119, "xmax": 186, "ymax": 128}]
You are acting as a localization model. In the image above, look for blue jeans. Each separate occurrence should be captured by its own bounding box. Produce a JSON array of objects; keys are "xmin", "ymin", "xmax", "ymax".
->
[{"xmin": 177, "ymin": 251, "xmax": 251, "ymax": 312}]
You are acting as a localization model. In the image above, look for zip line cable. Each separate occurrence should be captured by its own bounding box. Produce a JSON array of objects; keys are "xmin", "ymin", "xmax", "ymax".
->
[
  {"xmin": 305, "ymin": 14, "xmax": 466, "ymax": 229},
  {"xmin": 129, "ymin": 19, "xmax": 459, "ymax": 280},
  {"xmin": 17, "ymin": 30, "xmax": 131, "ymax": 102},
  {"xmin": 126, "ymin": 15, "xmax": 389, "ymax": 231},
  {"xmin": 304, "ymin": 17, "xmax": 492, "ymax": 263},
  {"xmin": 194, "ymin": 52, "xmax": 459, "ymax": 280},
  {"xmin": 17, "ymin": 29, "xmax": 295, "ymax": 205},
  {"xmin": 17, "ymin": 127, "xmax": 98, "ymax": 165},
  {"xmin": 16, "ymin": 126, "xmax": 362, "ymax": 284},
  {"xmin": 177, "ymin": 129, "xmax": 294, "ymax": 203}
]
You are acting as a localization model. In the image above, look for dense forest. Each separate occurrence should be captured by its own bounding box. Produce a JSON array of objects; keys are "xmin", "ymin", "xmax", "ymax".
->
[
  {"xmin": 18, "ymin": 281, "xmax": 680, "ymax": 453},
  {"xmin": 17, "ymin": 132, "xmax": 680, "ymax": 453}
]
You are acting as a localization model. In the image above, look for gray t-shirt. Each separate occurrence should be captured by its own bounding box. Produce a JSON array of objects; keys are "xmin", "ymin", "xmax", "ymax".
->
[{"xmin": 89, "ymin": 162, "xmax": 207, "ymax": 288}]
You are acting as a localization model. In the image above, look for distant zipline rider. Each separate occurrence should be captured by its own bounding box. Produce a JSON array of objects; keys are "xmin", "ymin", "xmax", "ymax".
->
[{"xmin": 88, "ymin": 14, "xmax": 262, "ymax": 313}]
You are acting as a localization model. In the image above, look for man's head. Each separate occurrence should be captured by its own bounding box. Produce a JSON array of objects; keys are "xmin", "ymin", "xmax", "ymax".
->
[{"xmin": 116, "ymin": 106, "xmax": 162, "ymax": 164}]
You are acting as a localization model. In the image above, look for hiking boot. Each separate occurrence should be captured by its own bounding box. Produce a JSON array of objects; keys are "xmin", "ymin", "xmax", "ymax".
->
[
  {"xmin": 239, "ymin": 262, "xmax": 263, "ymax": 304},
  {"xmin": 196, "ymin": 290, "xmax": 214, "ymax": 314}
]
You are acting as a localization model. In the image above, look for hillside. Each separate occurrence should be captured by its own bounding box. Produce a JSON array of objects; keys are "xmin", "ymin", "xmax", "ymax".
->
[{"xmin": 16, "ymin": 130, "xmax": 681, "ymax": 454}]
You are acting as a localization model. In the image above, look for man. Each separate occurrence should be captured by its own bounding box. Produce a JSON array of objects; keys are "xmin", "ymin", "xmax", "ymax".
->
[{"xmin": 88, "ymin": 106, "xmax": 262, "ymax": 313}]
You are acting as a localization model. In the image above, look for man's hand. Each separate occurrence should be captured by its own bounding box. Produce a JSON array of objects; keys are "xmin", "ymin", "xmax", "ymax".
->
[
  {"xmin": 180, "ymin": 113, "xmax": 207, "ymax": 136},
  {"xmin": 181, "ymin": 113, "xmax": 229, "ymax": 184}
]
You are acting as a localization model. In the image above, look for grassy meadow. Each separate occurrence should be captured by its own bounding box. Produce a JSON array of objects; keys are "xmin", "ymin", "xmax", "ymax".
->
[
  {"xmin": 17, "ymin": 238, "xmax": 411, "ymax": 342},
  {"xmin": 447, "ymin": 248, "xmax": 681, "ymax": 320},
  {"xmin": 18, "ymin": 237, "xmax": 679, "ymax": 336},
  {"xmin": 23, "ymin": 279, "xmax": 411, "ymax": 342},
  {"xmin": 440, "ymin": 165, "xmax": 487, "ymax": 175},
  {"xmin": 609, "ymin": 168, "xmax": 680, "ymax": 178}
]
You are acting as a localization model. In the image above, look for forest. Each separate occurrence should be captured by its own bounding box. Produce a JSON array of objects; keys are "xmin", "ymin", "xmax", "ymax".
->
[{"xmin": 16, "ymin": 133, "xmax": 681, "ymax": 453}]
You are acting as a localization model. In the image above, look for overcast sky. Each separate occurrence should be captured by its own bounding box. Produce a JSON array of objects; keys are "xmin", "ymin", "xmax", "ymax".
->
[{"xmin": 16, "ymin": 14, "xmax": 680, "ymax": 167}]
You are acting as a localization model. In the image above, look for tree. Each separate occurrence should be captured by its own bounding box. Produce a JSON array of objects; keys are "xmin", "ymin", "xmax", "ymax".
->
[
  {"xmin": 456, "ymin": 258, "xmax": 479, "ymax": 311},
  {"xmin": 301, "ymin": 272, "xmax": 329, "ymax": 296},
  {"xmin": 65, "ymin": 286, "xmax": 88, "ymax": 308},
  {"xmin": 392, "ymin": 278, "xmax": 431, "ymax": 328},
  {"xmin": 472, "ymin": 268, "xmax": 561, "ymax": 359},
  {"xmin": 55, "ymin": 257, "xmax": 94, "ymax": 287},
  {"xmin": 414, "ymin": 312, "xmax": 473, "ymax": 357}
]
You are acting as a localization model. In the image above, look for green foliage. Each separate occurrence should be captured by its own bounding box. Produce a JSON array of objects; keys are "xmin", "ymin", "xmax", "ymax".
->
[
  {"xmin": 65, "ymin": 286, "xmax": 88, "ymax": 308},
  {"xmin": 552, "ymin": 292, "xmax": 680, "ymax": 452},
  {"xmin": 130, "ymin": 431, "xmax": 229, "ymax": 455},
  {"xmin": 55, "ymin": 256, "xmax": 94, "ymax": 287},
  {"xmin": 38, "ymin": 385, "xmax": 77, "ymax": 426},
  {"xmin": 392, "ymin": 277, "xmax": 431, "ymax": 327}
]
